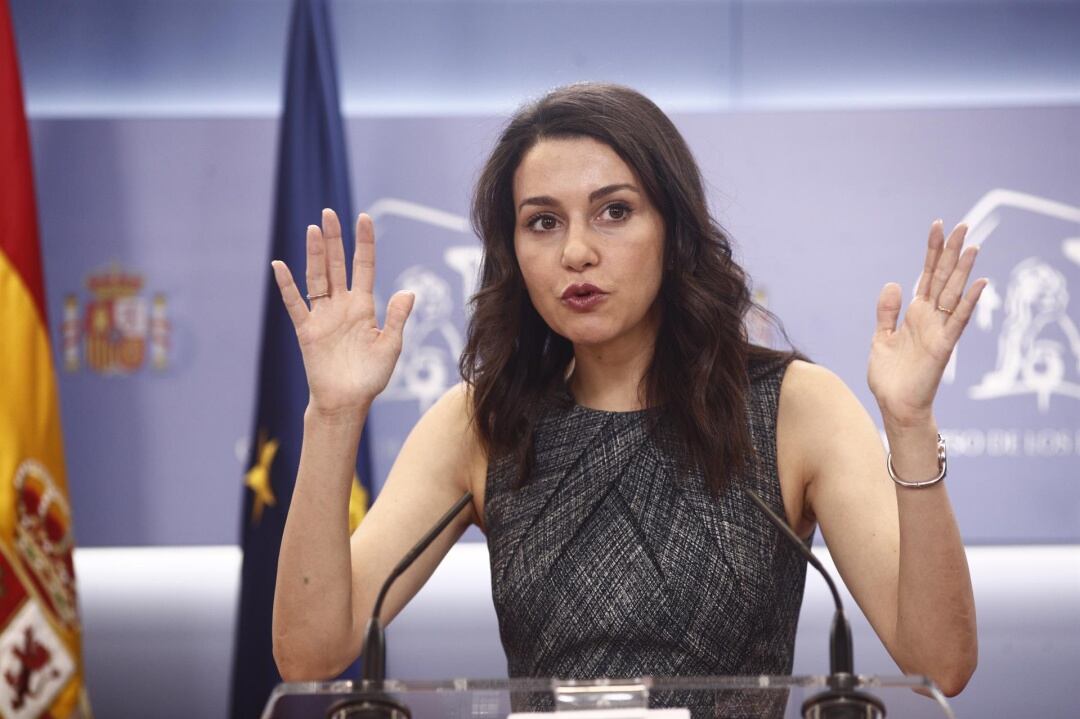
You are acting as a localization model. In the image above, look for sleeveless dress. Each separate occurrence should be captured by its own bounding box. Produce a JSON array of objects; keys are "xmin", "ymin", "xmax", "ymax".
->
[{"xmin": 484, "ymin": 358, "xmax": 810, "ymax": 715}]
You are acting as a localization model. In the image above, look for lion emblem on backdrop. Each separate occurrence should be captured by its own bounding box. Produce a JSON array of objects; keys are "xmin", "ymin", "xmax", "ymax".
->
[{"xmin": 929, "ymin": 189, "xmax": 1080, "ymax": 415}]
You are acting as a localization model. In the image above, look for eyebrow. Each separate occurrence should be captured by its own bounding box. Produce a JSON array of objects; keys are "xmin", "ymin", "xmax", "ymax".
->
[{"xmin": 517, "ymin": 183, "xmax": 640, "ymax": 213}]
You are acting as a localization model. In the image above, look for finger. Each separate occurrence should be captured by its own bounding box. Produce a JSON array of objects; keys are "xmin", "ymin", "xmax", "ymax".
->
[
  {"xmin": 936, "ymin": 245, "xmax": 979, "ymax": 314},
  {"xmin": 271, "ymin": 260, "xmax": 309, "ymax": 329},
  {"xmin": 915, "ymin": 220, "xmax": 945, "ymax": 299},
  {"xmin": 928, "ymin": 222, "xmax": 967, "ymax": 301},
  {"xmin": 353, "ymin": 213, "xmax": 376, "ymax": 295},
  {"xmin": 945, "ymin": 277, "xmax": 989, "ymax": 344},
  {"xmin": 875, "ymin": 282, "xmax": 902, "ymax": 335},
  {"xmin": 305, "ymin": 224, "xmax": 329, "ymax": 298},
  {"xmin": 322, "ymin": 208, "xmax": 348, "ymax": 295},
  {"xmin": 383, "ymin": 290, "xmax": 415, "ymax": 341}
]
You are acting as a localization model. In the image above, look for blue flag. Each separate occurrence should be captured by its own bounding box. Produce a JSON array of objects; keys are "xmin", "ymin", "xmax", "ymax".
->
[{"xmin": 230, "ymin": 1, "xmax": 369, "ymax": 716}]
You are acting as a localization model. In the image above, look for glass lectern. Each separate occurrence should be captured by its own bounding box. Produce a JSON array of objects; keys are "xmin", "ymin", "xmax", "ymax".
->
[{"xmin": 262, "ymin": 675, "xmax": 954, "ymax": 719}]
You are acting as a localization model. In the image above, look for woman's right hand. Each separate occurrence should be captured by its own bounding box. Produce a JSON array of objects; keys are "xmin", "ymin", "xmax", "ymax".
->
[{"xmin": 271, "ymin": 209, "xmax": 415, "ymax": 418}]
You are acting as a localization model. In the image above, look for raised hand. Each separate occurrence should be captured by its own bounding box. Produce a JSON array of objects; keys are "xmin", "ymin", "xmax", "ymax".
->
[
  {"xmin": 868, "ymin": 220, "xmax": 988, "ymax": 427},
  {"xmin": 271, "ymin": 209, "xmax": 415, "ymax": 417}
]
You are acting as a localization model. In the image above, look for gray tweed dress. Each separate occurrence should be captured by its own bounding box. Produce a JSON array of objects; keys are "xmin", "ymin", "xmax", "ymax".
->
[{"xmin": 484, "ymin": 358, "xmax": 810, "ymax": 696}]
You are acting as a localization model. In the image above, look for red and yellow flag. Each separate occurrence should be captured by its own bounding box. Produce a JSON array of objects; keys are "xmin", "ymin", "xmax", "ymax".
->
[{"xmin": 0, "ymin": 2, "xmax": 89, "ymax": 716}]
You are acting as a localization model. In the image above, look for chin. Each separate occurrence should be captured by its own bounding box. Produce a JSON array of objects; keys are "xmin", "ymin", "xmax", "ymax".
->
[
  {"xmin": 553, "ymin": 326, "xmax": 619, "ymax": 347},
  {"xmin": 545, "ymin": 312, "xmax": 646, "ymax": 349}
]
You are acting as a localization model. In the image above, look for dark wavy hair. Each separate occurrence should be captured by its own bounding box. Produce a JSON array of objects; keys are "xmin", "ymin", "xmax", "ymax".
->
[{"xmin": 460, "ymin": 83, "xmax": 796, "ymax": 494}]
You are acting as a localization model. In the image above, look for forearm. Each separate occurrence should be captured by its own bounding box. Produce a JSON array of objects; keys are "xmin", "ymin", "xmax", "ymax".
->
[
  {"xmin": 272, "ymin": 404, "xmax": 368, "ymax": 680},
  {"xmin": 885, "ymin": 419, "xmax": 978, "ymax": 696}
]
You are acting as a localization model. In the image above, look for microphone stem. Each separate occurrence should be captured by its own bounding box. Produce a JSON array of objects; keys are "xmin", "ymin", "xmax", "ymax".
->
[
  {"xmin": 742, "ymin": 487, "xmax": 853, "ymax": 675},
  {"xmin": 371, "ymin": 491, "xmax": 474, "ymax": 622},
  {"xmin": 361, "ymin": 491, "xmax": 474, "ymax": 687}
]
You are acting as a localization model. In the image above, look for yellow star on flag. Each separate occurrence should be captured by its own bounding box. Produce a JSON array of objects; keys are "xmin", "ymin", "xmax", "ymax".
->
[{"xmin": 245, "ymin": 431, "xmax": 279, "ymax": 526}]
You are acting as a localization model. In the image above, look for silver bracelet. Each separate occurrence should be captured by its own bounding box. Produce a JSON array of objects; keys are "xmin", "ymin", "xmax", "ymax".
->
[{"xmin": 887, "ymin": 433, "xmax": 947, "ymax": 488}]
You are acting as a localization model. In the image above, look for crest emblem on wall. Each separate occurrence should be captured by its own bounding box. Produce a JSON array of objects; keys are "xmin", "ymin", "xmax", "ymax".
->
[
  {"xmin": 61, "ymin": 264, "xmax": 170, "ymax": 375},
  {"xmin": 367, "ymin": 199, "xmax": 481, "ymax": 412},
  {"xmin": 935, "ymin": 190, "xmax": 1080, "ymax": 414}
]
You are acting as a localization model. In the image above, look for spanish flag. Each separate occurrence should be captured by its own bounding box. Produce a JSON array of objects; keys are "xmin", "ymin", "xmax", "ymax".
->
[{"xmin": 0, "ymin": 1, "xmax": 90, "ymax": 716}]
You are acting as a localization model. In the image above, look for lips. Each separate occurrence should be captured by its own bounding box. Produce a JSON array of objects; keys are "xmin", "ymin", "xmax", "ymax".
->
[
  {"xmin": 560, "ymin": 283, "xmax": 607, "ymax": 311},
  {"xmin": 561, "ymin": 283, "xmax": 605, "ymax": 299}
]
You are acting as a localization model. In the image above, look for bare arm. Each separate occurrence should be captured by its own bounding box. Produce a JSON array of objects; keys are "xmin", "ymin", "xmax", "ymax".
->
[
  {"xmin": 266, "ymin": 209, "xmax": 483, "ymax": 680},
  {"xmin": 783, "ymin": 221, "xmax": 985, "ymax": 696},
  {"xmin": 272, "ymin": 405, "xmax": 366, "ymax": 680},
  {"xmin": 274, "ymin": 386, "xmax": 482, "ymax": 680},
  {"xmin": 781, "ymin": 363, "xmax": 976, "ymax": 696}
]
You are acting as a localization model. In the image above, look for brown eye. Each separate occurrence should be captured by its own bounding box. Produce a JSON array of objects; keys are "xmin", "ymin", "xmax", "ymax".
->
[
  {"xmin": 527, "ymin": 214, "xmax": 559, "ymax": 232},
  {"xmin": 602, "ymin": 203, "xmax": 632, "ymax": 221}
]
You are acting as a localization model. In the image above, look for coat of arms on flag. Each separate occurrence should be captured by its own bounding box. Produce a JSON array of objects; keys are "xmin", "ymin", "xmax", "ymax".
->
[
  {"xmin": 0, "ymin": 544, "xmax": 76, "ymax": 719},
  {"xmin": 11, "ymin": 461, "xmax": 78, "ymax": 632}
]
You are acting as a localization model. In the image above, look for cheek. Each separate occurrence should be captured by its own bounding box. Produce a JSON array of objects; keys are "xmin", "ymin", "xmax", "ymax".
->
[
  {"xmin": 631, "ymin": 227, "xmax": 665, "ymax": 292},
  {"xmin": 514, "ymin": 244, "xmax": 548, "ymax": 305},
  {"xmin": 640, "ymin": 266, "xmax": 664, "ymax": 312}
]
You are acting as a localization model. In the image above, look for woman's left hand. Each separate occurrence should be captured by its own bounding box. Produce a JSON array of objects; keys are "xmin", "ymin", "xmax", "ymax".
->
[{"xmin": 867, "ymin": 219, "xmax": 988, "ymax": 427}]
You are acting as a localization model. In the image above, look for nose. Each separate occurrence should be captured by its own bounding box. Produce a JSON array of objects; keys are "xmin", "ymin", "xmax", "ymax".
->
[{"xmin": 560, "ymin": 221, "xmax": 599, "ymax": 271}]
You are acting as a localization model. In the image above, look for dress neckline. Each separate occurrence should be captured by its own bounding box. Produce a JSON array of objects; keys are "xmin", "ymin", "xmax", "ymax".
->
[{"xmin": 555, "ymin": 382, "xmax": 656, "ymax": 417}]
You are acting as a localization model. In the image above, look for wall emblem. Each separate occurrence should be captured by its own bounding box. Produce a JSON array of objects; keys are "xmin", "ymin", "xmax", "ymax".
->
[
  {"xmin": 970, "ymin": 257, "xmax": 1080, "ymax": 410},
  {"xmin": 931, "ymin": 190, "xmax": 1080, "ymax": 414},
  {"xmin": 61, "ymin": 263, "xmax": 170, "ymax": 374},
  {"xmin": 368, "ymin": 199, "xmax": 482, "ymax": 412}
]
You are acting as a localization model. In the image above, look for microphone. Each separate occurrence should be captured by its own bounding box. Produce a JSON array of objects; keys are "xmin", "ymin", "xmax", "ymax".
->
[
  {"xmin": 742, "ymin": 487, "xmax": 885, "ymax": 719},
  {"xmin": 327, "ymin": 491, "xmax": 475, "ymax": 719}
]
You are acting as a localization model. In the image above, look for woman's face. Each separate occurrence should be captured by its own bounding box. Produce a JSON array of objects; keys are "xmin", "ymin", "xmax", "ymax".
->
[{"xmin": 512, "ymin": 136, "xmax": 665, "ymax": 351}]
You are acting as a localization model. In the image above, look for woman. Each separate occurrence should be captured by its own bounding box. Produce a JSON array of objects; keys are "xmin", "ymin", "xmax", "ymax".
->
[{"xmin": 270, "ymin": 84, "xmax": 981, "ymax": 698}]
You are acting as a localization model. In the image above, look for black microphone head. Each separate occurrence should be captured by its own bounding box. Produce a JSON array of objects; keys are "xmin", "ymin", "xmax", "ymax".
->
[
  {"xmin": 328, "ymin": 693, "xmax": 412, "ymax": 719},
  {"xmin": 802, "ymin": 674, "xmax": 886, "ymax": 719},
  {"xmin": 802, "ymin": 689, "xmax": 886, "ymax": 719}
]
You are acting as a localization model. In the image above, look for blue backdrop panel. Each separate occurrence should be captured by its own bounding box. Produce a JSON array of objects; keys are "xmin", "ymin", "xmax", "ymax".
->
[
  {"xmin": 32, "ymin": 118, "xmax": 274, "ymax": 547},
  {"xmin": 30, "ymin": 106, "xmax": 1080, "ymax": 547}
]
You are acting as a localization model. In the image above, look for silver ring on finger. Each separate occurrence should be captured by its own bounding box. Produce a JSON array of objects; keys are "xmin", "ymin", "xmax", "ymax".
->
[{"xmin": 306, "ymin": 291, "xmax": 331, "ymax": 301}]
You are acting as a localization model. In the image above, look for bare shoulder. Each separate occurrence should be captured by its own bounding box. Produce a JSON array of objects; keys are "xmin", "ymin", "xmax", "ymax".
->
[
  {"xmin": 419, "ymin": 381, "xmax": 477, "ymax": 433},
  {"xmin": 778, "ymin": 360, "xmax": 874, "ymax": 439},
  {"xmin": 403, "ymin": 381, "xmax": 485, "ymax": 468},
  {"xmin": 394, "ymin": 382, "xmax": 488, "ymax": 521},
  {"xmin": 779, "ymin": 359, "xmax": 854, "ymax": 408}
]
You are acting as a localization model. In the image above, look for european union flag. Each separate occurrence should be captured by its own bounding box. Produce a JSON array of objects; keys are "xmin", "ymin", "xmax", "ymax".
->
[{"xmin": 230, "ymin": 1, "xmax": 369, "ymax": 716}]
